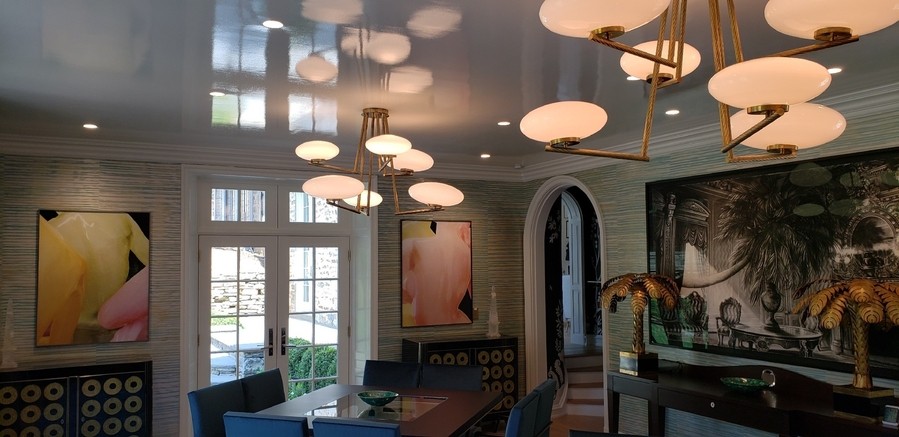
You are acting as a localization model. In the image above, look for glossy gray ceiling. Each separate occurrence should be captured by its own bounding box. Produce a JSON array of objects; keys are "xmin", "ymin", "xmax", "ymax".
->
[{"xmin": 1, "ymin": 1, "xmax": 897, "ymax": 170}]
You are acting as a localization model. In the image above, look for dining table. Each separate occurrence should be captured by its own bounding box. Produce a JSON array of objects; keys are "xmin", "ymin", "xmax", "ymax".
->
[{"xmin": 258, "ymin": 384, "xmax": 502, "ymax": 437}]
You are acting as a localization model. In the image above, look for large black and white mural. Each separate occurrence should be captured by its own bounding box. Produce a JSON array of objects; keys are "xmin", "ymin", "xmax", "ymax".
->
[{"xmin": 646, "ymin": 148, "xmax": 899, "ymax": 379}]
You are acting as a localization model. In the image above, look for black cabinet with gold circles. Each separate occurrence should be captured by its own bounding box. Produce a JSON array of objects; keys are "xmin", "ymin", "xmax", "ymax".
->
[
  {"xmin": 402, "ymin": 337, "xmax": 518, "ymax": 416},
  {"xmin": 0, "ymin": 361, "xmax": 152, "ymax": 436}
]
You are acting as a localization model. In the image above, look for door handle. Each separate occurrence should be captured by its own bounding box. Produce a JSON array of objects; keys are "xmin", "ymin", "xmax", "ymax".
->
[
  {"xmin": 281, "ymin": 327, "xmax": 287, "ymax": 355},
  {"xmin": 267, "ymin": 328, "xmax": 274, "ymax": 357}
]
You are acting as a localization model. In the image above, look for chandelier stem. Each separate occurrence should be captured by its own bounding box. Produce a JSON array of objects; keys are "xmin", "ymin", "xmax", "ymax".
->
[
  {"xmin": 544, "ymin": 145, "xmax": 650, "ymax": 161},
  {"xmin": 589, "ymin": 34, "xmax": 678, "ymax": 69},
  {"xmin": 768, "ymin": 36, "xmax": 859, "ymax": 58},
  {"xmin": 721, "ymin": 105, "xmax": 787, "ymax": 153}
]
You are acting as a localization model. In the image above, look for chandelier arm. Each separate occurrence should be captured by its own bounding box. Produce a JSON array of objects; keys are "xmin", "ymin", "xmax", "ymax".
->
[
  {"xmin": 391, "ymin": 166, "xmax": 402, "ymax": 214},
  {"xmin": 589, "ymin": 34, "xmax": 678, "ymax": 69},
  {"xmin": 725, "ymin": 0, "xmax": 744, "ymax": 63},
  {"xmin": 673, "ymin": 0, "xmax": 688, "ymax": 80},
  {"xmin": 395, "ymin": 206, "xmax": 443, "ymax": 216},
  {"xmin": 726, "ymin": 149, "xmax": 796, "ymax": 163},
  {"xmin": 639, "ymin": 44, "xmax": 665, "ymax": 159},
  {"xmin": 544, "ymin": 145, "xmax": 650, "ymax": 162},
  {"xmin": 326, "ymin": 199, "xmax": 366, "ymax": 215},
  {"xmin": 720, "ymin": 106, "xmax": 787, "ymax": 153},
  {"xmin": 768, "ymin": 36, "xmax": 860, "ymax": 58},
  {"xmin": 708, "ymin": 0, "xmax": 727, "ymax": 72},
  {"xmin": 306, "ymin": 162, "xmax": 359, "ymax": 174}
]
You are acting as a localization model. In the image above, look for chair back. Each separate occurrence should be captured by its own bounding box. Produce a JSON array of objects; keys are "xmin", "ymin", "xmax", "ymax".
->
[
  {"xmin": 505, "ymin": 390, "xmax": 540, "ymax": 437},
  {"xmin": 362, "ymin": 360, "xmax": 421, "ymax": 388},
  {"xmin": 241, "ymin": 368, "xmax": 286, "ymax": 412},
  {"xmin": 420, "ymin": 364, "xmax": 484, "ymax": 391},
  {"xmin": 223, "ymin": 411, "xmax": 309, "ymax": 437},
  {"xmin": 187, "ymin": 379, "xmax": 247, "ymax": 437},
  {"xmin": 534, "ymin": 379, "xmax": 557, "ymax": 437},
  {"xmin": 312, "ymin": 417, "xmax": 401, "ymax": 437},
  {"xmin": 719, "ymin": 297, "xmax": 742, "ymax": 327}
]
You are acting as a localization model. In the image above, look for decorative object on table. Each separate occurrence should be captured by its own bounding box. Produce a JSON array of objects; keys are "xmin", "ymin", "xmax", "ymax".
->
[
  {"xmin": 720, "ymin": 377, "xmax": 770, "ymax": 393},
  {"xmin": 357, "ymin": 390, "xmax": 399, "ymax": 407},
  {"xmin": 0, "ymin": 298, "xmax": 17, "ymax": 369},
  {"xmin": 646, "ymin": 147, "xmax": 899, "ymax": 380},
  {"xmin": 401, "ymin": 220, "xmax": 473, "ymax": 327},
  {"xmin": 760, "ymin": 282, "xmax": 784, "ymax": 330},
  {"xmin": 487, "ymin": 286, "xmax": 500, "ymax": 338},
  {"xmin": 37, "ymin": 210, "xmax": 150, "ymax": 345},
  {"xmin": 883, "ymin": 404, "xmax": 899, "ymax": 428},
  {"xmin": 761, "ymin": 369, "xmax": 776, "ymax": 387},
  {"xmin": 600, "ymin": 273, "xmax": 679, "ymax": 375},
  {"xmin": 793, "ymin": 277, "xmax": 899, "ymax": 419}
]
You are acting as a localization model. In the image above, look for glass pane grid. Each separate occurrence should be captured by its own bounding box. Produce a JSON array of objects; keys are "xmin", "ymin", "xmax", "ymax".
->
[{"xmin": 288, "ymin": 191, "xmax": 338, "ymax": 224}]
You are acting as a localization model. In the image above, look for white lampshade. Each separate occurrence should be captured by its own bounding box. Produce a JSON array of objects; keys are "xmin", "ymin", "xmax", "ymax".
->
[
  {"xmin": 391, "ymin": 149, "xmax": 434, "ymax": 172},
  {"xmin": 520, "ymin": 101, "xmax": 608, "ymax": 143},
  {"xmin": 365, "ymin": 134, "xmax": 413, "ymax": 156},
  {"xmin": 408, "ymin": 182, "xmax": 464, "ymax": 206},
  {"xmin": 620, "ymin": 40, "xmax": 701, "ymax": 80},
  {"xmin": 296, "ymin": 140, "xmax": 340, "ymax": 161},
  {"xmin": 301, "ymin": 0, "xmax": 362, "ymax": 25},
  {"xmin": 302, "ymin": 175, "xmax": 364, "ymax": 200},
  {"xmin": 708, "ymin": 57, "xmax": 831, "ymax": 108},
  {"xmin": 539, "ymin": 0, "xmax": 670, "ymax": 38},
  {"xmin": 367, "ymin": 32, "xmax": 411, "ymax": 65},
  {"xmin": 730, "ymin": 103, "xmax": 846, "ymax": 150},
  {"xmin": 765, "ymin": 0, "xmax": 899, "ymax": 40},
  {"xmin": 407, "ymin": 6, "xmax": 462, "ymax": 39},
  {"xmin": 343, "ymin": 190, "xmax": 383, "ymax": 208},
  {"xmin": 294, "ymin": 55, "xmax": 338, "ymax": 83}
]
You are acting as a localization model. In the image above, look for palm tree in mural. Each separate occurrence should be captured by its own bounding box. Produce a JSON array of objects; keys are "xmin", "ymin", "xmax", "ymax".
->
[
  {"xmin": 793, "ymin": 278, "xmax": 899, "ymax": 389},
  {"xmin": 601, "ymin": 273, "xmax": 679, "ymax": 354}
]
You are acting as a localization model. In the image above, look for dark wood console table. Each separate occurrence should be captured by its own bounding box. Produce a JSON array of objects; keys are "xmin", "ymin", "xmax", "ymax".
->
[{"xmin": 608, "ymin": 360, "xmax": 898, "ymax": 436}]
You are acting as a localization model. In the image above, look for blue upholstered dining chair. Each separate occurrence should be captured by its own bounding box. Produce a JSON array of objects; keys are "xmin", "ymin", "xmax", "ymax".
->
[
  {"xmin": 240, "ymin": 368, "xmax": 286, "ymax": 412},
  {"xmin": 312, "ymin": 417, "xmax": 401, "ymax": 437},
  {"xmin": 420, "ymin": 364, "xmax": 484, "ymax": 391},
  {"xmin": 223, "ymin": 411, "xmax": 309, "ymax": 437},
  {"xmin": 187, "ymin": 379, "xmax": 247, "ymax": 437},
  {"xmin": 362, "ymin": 360, "xmax": 421, "ymax": 388},
  {"xmin": 505, "ymin": 389, "xmax": 540, "ymax": 437},
  {"xmin": 533, "ymin": 379, "xmax": 557, "ymax": 437}
]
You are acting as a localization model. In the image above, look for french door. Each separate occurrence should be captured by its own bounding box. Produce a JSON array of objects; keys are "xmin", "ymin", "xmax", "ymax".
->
[{"xmin": 198, "ymin": 235, "xmax": 349, "ymax": 398}]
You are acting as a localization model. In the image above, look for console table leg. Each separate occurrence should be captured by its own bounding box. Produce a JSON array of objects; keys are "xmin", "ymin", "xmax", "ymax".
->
[
  {"xmin": 650, "ymin": 403, "xmax": 665, "ymax": 436},
  {"xmin": 608, "ymin": 389, "xmax": 620, "ymax": 433}
]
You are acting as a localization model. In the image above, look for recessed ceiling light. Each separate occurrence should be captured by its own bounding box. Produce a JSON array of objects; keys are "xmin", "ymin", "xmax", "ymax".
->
[
  {"xmin": 480, "ymin": 153, "xmax": 491, "ymax": 159},
  {"xmin": 497, "ymin": 121, "xmax": 511, "ymax": 126},
  {"xmin": 83, "ymin": 123, "xmax": 98, "ymax": 129},
  {"xmin": 665, "ymin": 109, "xmax": 680, "ymax": 116},
  {"xmin": 209, "ymin": 91, "xmax": 225, "ymax": 97},
  {"xmin": 827, "ymin": 67, "xmax": 843, "ymax": 74},
  {"xmin": 262, "ymin": 20, "xmax": 284, "ymax": 29},
  {"xmin": 626, "ymin": 76, "xmax": 642, "ymax": 81}
]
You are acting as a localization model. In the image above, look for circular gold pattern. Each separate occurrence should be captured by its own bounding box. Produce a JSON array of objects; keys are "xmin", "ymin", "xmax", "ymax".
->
[
  {"xmin": 503, "ymin": 349, "xmax": 514, "ymax": 362},
  {"xmin": 0, "ymin": 386, "xmax": 17, "ymax": 405},
  {"xmin": 0, "ymin": 407, "xmax": 17, "ymax": 427},
  {"xmin": 503, "ymin": 395, "xmax": 515, "ymax": 409},
  {"xmin": 82, "ymin": 399, "xmax": 102, "ymax": 418},
  {"xmin": 442, "ymin": 353, "xmax": 455, "ymax": 365},
  {"xmin": 44, "ymin": 424, "xmax": 65, "ymax": 437},
  {"xmin": 490, "ymin": 365, "xmax": 502, "ymax": 379},
  {"xmin": 82, "ymin": 379, "xmax": 101, "ymax": 397},
  {"xmin": 124, "ymin": 396, "xmax": 142, "ymax": 413},
  {"xmin": 481, "ymin": 367, "xmax": 489, "ymax": 380},
  {"xmin": 481, "ymin": 382, "xmax": 489, "ymax": 391},
  {"xmin": 21, "ymin": 405, "xmax": 41, "ymax": 424},
  {"xmin": 490, "ymin": 381, "xmax": 502, "ymax": 393},
  {"xmin": 44, "ymin": 383, "xmax": 64, "ymax": 401},
  {"xmin": 82, "ymin": 419, "xmax": 101, "ymax": 437},
  {"xmin": 104, "ymin": 378, "xmax": 123, "ymax": 396},
  {"xmin": 428, "ymin": 354, "xmax": 442, "ymax": 364},
  {"xmin": 490, "ymin": 350, "xmax": 502, "ymax": 363},
  {"xmin": 21, "ymin": 385, "xmax": 41, "ymax": 403},
  {"xmin": 503, "ymin": 365, "xmax": 514, "ymax": 378},
  {"xmin": 0, "ymin": 428, "xmax": 15, "ymax": 437},
  {"xmin": 104, "ymin": 397, "xmax": 123, "ymax": 416},
  {"xmin": 21, "ymin": 427, "xmax": 40, "ymax": 437},
  {"xmin": 103, "ymin": 418, "xmax": 123, "ymax": 435},
  {"xmin": 124, "ymin": 415, "xmax": 143, "ymax": 433},
  {"xmin": 503, "ymin": 380, "xmax": 515, "ymax": 394},
  {"xmin": 44, "ymin": 403, "xmax": 64, "ymax": 421},
  {"xmin": 456, "ymin": 353, "xmax": 469, "ymax": 365},
  {"xmin": 124, "ymin": 376, "xmax": 143, "ymax": 394},
  {"xmin": 477, "ymin": 351, "xmax": 490, "ymax": 364}
]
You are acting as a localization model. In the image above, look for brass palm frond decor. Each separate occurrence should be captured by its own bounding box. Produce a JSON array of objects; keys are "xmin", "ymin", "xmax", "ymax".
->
[
  {"xmin": 793, "ymin": 277, "xmax": 899, "ymax": 419},
  {"xmin": 601, "ymin": 273, "xmax": 679, "ymax": 375}
]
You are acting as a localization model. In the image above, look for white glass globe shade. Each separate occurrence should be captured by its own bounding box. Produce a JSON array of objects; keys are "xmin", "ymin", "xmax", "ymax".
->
[
  {"xmin": 407, "ymin": 6, "xmax": 462, "ymax": 39},
  {"xmin": 367, "ymin": 32, "xmax": 411, "ymax": 65},
  {"xmin": 408, "ymin": 182, "xmax": 464, "ymax": 207},
  {"xmin": 539, "ymin": 0, "xmax": 670, "ymax": 38},
  {"xmin": 730, "ymin": 103, "xmax": 846, "ymax": 150},
  {"xmin": 343, "ymin": 190, "xmax": 383, "ymax": 208},
  {"xmin": 301, "ymin": 0, "xmax": 363, "ymax": 25},
  {"xmin": 391, "ymin": 149, "xmax": 434, "ymax": 172},
  {"xmin": 365, "ymin": 134, "xmax": 413, "ymax": 156},
  {"xmin": 708, "ymin": 57, "xmax": 831, "ymax": 108},
  {"xmin": 520, "ymin": 101, "xmax": 608, "ymax": 142},
  {"xmin": 302, "ymin": 175, "xmax": 364, "ymax": 200},
  {"xmin": 295, "ymin": 141, "xmax": 340, "ymax": 161},
  {"xmin": 294, "ymin": 55, "xmax": 338, "ymax": 83},
  {"xmin": 765, "ymin": 0, "xmax": 899, "ymax": 39},
  {"xmin": 620, "ymin": 41, "xmax": 701, "ymax": 80}
]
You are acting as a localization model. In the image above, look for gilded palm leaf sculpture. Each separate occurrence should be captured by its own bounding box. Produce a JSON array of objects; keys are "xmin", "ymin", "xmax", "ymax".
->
[
  {"xmin": 601, "ymin": 273, "xmax": 679, "ymax": 355},
  {"xmin": 793, "ymin": 278, "xmax": 899, "ymax": 390}
]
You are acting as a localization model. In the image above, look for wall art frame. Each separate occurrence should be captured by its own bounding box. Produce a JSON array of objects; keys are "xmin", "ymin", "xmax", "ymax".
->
[
  {"xmin": 401, "ymin": 220, "xmax": 473, "ymax": 327},
  {"xmin": 646, "ymin": 147, "xmax": 899, "ymax": 379}
]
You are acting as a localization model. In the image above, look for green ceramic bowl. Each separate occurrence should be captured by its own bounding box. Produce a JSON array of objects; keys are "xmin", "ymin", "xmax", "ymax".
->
[
  {"xmin": 357, "ymin": 390, "xmax": 399, "ymax": 407},
  {"xmin": 720, "ymin": 377, "xmax": 770, "ymax": 392}
]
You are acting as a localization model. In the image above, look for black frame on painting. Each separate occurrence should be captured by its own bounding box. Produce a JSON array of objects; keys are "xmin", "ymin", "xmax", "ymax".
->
[
  {"xmin": 400, "ymin": 220, "xmax": 473, "ymax": 328},
  {"xmin": 645, "ymin": 147, "xmax": 899, "ymax": 380}
]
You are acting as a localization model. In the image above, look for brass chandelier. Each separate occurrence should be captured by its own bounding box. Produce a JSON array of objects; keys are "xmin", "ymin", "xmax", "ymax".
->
[
  {"xmin": 296, "ymin": 107, "xmax": 463, "ymax": 215},
  {"xmin": 521, "ymin": 0, "xmax": 899, "ymax": 163}
]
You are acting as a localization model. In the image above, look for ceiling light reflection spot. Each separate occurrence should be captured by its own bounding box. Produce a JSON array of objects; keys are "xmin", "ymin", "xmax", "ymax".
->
[
  {"xmin": 665, "ymin": 109, "xmax": 680, "ymax": 116},
  {"xmin": 83, "ymin": 123, "xmax": 98, "ymax": 129},
  {"xmin": 481, "ymin": 153, "xmax": 491, "ymax": 159},
  {"xmin": 626, "ymin": 76, "xmax": 642, "ymax": 81},
  {"xmin": 262, "ymin": 20, "xmax": 284, "ymax": 29},
  {"xmin": 209, "ymin": 91, "xmax": 225, "ymax": 97},
  {"xmin": 497, "ymin": 121, "xmax": 511, "ymax": 126},
  {"xmin": 827, "ymin": 67, "xmax": 843, "ymax": 74}
]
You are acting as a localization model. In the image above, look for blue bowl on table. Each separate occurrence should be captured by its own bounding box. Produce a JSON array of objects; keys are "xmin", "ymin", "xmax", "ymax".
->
[{"xmin": 357, "ymin": 390, "xmax": 399, "ymax": 407}]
